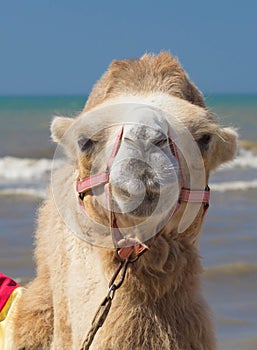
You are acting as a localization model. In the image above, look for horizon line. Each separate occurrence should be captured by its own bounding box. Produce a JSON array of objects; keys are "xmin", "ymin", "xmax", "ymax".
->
[{"xmin": 0, "ymin": 92, "xmax": 257, "ymax": 97}]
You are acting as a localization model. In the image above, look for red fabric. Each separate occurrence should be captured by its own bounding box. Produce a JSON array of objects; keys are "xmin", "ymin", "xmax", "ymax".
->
[{"xmin": 0, "ymin": 272, "xmax": 20, "ymax": 311}]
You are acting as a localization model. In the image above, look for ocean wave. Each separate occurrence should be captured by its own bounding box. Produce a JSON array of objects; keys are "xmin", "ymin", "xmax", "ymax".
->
[
  {"xmin": 0, "ymin": 156, "xmax": 63, "ymax": 181},
  {"xmin": 211, "ymin": 179, "xmax": 257, "ymax": 191},
  {"xmin": 0, "ymin": 187, "xmax": 46, "ymax": 199},
  {"xmin": 217, "ymin": 148, "xmax": 257, "ymax": 171},
  {"xmin": 204, "ymin": 262, "xmax": 257, "ymax": 278}
]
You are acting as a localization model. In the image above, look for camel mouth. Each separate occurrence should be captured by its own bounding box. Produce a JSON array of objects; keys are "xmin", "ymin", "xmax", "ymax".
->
[
  {"xmin": 112, "ymin": 179, "xmax": 161, "ymax": 200},
  {"xmin": 109, "ymin": 160, "xmax": 165, "ymax": 218},
  {"xmin": 129, "ymin": 194, "xmax": 160, "ymax": 217},
  {"xmin": 111, "ymin": 182, "xmax": 171, "ymax": 218}
]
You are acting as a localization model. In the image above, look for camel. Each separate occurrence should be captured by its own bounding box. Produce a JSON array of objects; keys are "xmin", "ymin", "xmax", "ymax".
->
[{"xmin": 10, "ymin": 52, "xmax": 237, "ymax": 349}]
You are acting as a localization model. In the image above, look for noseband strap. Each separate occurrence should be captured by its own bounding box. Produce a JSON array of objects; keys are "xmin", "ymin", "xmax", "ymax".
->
[
  {"xmin": 76, "ymin": 171, "xmax": 109, "ymax": 194},
  {"xmin": 180, "ymin": 186, "xmax": 210, "ymax": 205},
  {"xmin": 75, "ymin": 125, "xmax": 210, "ymax": 258}
]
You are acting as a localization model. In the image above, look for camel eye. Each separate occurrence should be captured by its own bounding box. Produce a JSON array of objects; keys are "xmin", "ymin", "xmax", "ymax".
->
[
  {"xmin": 197, "ymin": 134, "xmax": 212, "ymax": 150},
  {"xmin": 78, "ymin": 137, "xmax": 96, "ymax": 153}
]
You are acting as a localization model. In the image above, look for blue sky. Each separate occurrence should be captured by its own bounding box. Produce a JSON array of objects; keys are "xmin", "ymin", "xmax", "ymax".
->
[{"xmin": 1, "ymin": 0, "xmax": 256, "ymax": 95}]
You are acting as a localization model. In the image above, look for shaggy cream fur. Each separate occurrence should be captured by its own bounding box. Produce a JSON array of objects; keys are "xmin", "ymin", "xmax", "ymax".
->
[{"xmin": 11, "ymin": 52, "xmax": 237, "ymax": 350}]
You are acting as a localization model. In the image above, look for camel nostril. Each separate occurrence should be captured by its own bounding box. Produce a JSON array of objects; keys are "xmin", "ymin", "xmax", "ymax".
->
[
  {"xmin": 145, "ymin": 177, "xmax": 160, "ymax": 194},
  {"xmin": 145, "ymin": 189, "xmax": 159, "ymax": 201}
]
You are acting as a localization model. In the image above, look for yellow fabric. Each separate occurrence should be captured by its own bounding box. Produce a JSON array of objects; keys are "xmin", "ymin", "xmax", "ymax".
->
[{"xmin": 0, "ymin": 287, "xmax": 25, "ymax": 350}]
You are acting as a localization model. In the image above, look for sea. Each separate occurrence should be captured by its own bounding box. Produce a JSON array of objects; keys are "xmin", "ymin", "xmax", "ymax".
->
[{"xmin": 0, "ymin": 95, "xmax": 256, "ymax": 349}]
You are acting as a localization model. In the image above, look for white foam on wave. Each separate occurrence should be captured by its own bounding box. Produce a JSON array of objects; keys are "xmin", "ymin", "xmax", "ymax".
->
[
  {"xmin": 0, "ymin": 156, "xmax": 63, "ymax": 181},
  {"xmin": 211, "ymin": 148, "xmax": 257, "ymax": 192},
  {"xmin": 0, "ymin": 187, "xmax": 46, "ymax": 199},
  {"xmin": 217, "ymin": 148, "xmax": 257, "ymax": 171},
  {"xmin": 211, "ymin": 179, "xmax": 257, "ymax": 192}
]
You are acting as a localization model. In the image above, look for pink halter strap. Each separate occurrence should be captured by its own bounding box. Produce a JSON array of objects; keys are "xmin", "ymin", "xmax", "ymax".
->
[
  {"xmin": 76, "ymin": 126, "xmax": 124, "ymax": 194},
  {"xmin": 170, "ymin": 139, "xmax": 210, "ymax": 216},
  {"xmin": 75, "ymin": 125, "xmax": 210, "ymax": 259}
]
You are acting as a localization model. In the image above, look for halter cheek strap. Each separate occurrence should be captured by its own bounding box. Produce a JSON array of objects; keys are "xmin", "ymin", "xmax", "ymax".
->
[
  {"xmin": 170, "ymin": 139, "xmax": 210, "ymax": 217},
  {"xmin": 76, "ymin": 126, "xmax": 124, "ymax": 194},
  {"xmin": 75, "ymin": 125, "xmax": 210, "ymax": 260}
]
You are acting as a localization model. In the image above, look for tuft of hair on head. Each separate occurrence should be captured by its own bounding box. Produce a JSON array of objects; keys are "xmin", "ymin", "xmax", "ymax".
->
[
  {"xmin": 50, "ymin": 116, "xmax": 76, "ymax": 158},
  {"xmin": 51, "ymin": 116, "xmax": 74, "ymax": 143},
  {"xmin": 210, "ymin": 127, "xmax": 238, "ymax": 170}
]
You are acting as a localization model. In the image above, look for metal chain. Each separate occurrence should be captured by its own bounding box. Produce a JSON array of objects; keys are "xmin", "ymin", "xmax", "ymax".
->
[{"xmin": 80, "ymin": 296, "xmax": 112, "ymax": 350}]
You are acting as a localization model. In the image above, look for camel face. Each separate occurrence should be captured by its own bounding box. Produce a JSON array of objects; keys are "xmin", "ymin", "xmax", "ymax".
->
[
  {"xmin": 51, "ymin": 95, "xmax": 237, "ymax": 246},
  {"xmin": 52, "ymin": 101, "xmax": 218, "ymax": 246},
  {"xmin": 51, "ymin": 104, "xmax": 182, "ymax": 243},
  {"xmin": 50, "ymin": 52, "xmax": 237, "ymax": 247}
]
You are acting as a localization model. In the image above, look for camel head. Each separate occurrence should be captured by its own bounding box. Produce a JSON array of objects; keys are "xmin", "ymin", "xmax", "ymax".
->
[{"xmin": 51, "ymin": 52, "xmax": 237, "ymax": 247}]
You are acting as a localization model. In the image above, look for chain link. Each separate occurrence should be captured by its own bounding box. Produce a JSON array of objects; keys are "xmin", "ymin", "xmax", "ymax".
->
[{"xmin": 80, "ymin": 258, "xmax": 130, "ymax": 350}]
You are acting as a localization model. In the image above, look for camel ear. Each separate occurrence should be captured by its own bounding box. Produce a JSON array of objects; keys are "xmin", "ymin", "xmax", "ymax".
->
[
  {"xmin": 211, "ymin": 127, "xmax": 238, "ymax": 169},
  {"xmin": 51, "ymin": 116, "xmax": 74, "ymax": 144},
  {"xmin": 51, "ymin": 116, "xmax": 77, "ymax": 158}
]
